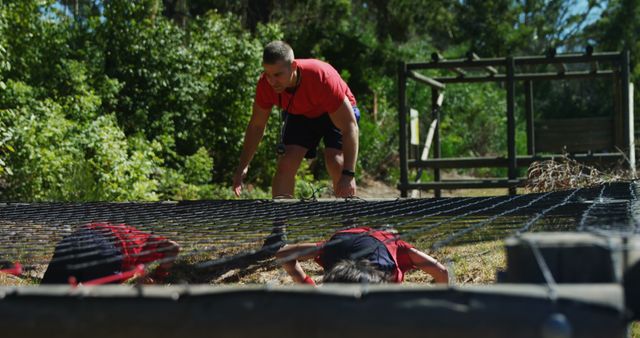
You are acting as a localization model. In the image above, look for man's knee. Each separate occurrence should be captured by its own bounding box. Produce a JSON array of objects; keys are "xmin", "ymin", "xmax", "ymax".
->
[
  {"xmin": 276, "ymin": 146, "xmax": 307, "ymax": 174},
  {"xmin": 324, "ymin": 148, "xmax": 343, "ymax": 163}
]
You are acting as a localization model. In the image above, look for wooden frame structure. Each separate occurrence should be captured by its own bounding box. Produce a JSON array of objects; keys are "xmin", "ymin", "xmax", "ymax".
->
[{"xmin": 398, "ymin": 50, "xmax": 635, "ymax": 197}]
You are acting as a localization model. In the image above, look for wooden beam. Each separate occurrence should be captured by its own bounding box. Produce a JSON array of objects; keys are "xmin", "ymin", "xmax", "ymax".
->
[
  {"xmin": 408, "ymin": 71, "xmax": 446, "ymax": 89},
  {"xmin": 467, "ymin": 52, "xmax": 498, "ymax": 75},
  {"xmin": 408, "ymin": 153, "xmax": 627, "ymax": 169}
]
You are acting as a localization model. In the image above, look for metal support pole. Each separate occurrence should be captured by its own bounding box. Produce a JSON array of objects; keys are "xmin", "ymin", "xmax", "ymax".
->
[
  {"xmin": 506, "ymin": 56, "xmax": 517, "ymax": 195},
  {"xmin": 432, "ymin": 86, "xmax": 442, "ymax": 198},
  {"xmin": 524, "ymin": 81, "xmax": 535, "ymax": 155},
  {"xmin": 399, "ymin": 62, "xmax": 409, "ymax": 197}
]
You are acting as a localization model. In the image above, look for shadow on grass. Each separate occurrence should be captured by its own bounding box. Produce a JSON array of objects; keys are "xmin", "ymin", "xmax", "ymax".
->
[{"xmin": 166, "ymin": 252, "xmax": 279, "ymax": 284}]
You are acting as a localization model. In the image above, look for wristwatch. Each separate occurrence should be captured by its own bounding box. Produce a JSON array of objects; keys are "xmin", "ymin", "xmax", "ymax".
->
[{"xmin": 341, "ymin": 169, "xmax": 355, "ymax": 177}]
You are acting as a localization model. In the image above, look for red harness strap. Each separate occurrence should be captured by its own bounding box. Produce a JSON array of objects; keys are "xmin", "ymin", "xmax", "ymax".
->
[
  {"xmin": 68, "ymin": 264, "xmax": 145, "ymax": 286},
  {"xmin": 0, "ymin": 262, "xmax": 22, "ymax": 276}
]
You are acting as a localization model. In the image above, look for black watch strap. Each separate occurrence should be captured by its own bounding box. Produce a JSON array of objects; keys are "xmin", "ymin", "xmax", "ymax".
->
[{"xmin": 341, "ymin": 169, "xmax": 355, "ymax": 177}]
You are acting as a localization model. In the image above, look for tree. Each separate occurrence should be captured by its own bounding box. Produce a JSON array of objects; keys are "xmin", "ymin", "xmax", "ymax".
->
[
  {"xmin": 0, "ymin": 3, "xmax": 14, "ymax": 179},
  {"xmin": 584, "ymin": 0, "xmax": 639, "ymax": 137},
  {"xmin": 585, "ymin": 0, "xmax": 639, "ymax": 73}
]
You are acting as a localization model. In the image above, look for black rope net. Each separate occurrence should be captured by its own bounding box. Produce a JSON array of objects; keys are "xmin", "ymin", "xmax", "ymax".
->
[{"xmin": 0, "ymin": 181, "xmax": 637, "ymax": 286}]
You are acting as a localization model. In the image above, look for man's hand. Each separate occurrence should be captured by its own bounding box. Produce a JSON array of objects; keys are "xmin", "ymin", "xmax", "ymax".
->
[
  {"xmin": 335, "ymin": 175, "xmax": 356, "ymax": 198},
  {"xmin": 233, "ymin": 167, "xmax": 248, "ymax": 197},
  {"xmin": 233, "ymin": 102, "xmax": 271, "ymax": 198}
]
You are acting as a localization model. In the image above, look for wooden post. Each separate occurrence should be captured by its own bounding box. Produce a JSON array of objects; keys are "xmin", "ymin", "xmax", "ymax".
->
[
  {"xmin": 506, "ymin": 56, "xmax": 517, "ymax": 195},
  {"xmin": 398, "ymin": 62, "xmax": 408, "ymax": 197},
  {"xmin": 621, "ymin": 51, "xmax": 633, "ymax": 172},
  {"xmin": 629, "ymin": 82, "xmax": 636, "ymax": 175},
  {"xmin": 432, "ymin": 87, "xmax": 442, "ymax": 198},
  {"xmin": 373, "ymin": 92, "xmax": 378, "ymax": 123},
  {"xmin": 524, "ymin": 81, "xmax": 535, "ymax": 155}
]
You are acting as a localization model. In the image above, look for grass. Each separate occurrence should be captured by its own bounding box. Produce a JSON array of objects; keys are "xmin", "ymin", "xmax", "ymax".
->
[
  {"xmin": 0, "ymin": 238, "xmax": 506, "ymax": 286},
  {"xmin": 633, "ymin": 322, "xmax": 640, "ymax": 338}
]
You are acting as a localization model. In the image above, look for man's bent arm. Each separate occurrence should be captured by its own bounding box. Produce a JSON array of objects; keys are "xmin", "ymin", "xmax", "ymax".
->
[
  {"xmin": 329, "ymin": 97, "xmax": 359, "ymax": 197},
  {"xmin": 233, "ymin": 102, "xmax": 271, "ymax": 196},
  {"xmin": 329, "ymin": 98, "xmax": 359, "ymax": 171}
]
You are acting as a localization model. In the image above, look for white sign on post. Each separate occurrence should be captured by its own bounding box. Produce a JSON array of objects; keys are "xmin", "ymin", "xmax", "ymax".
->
[{"xmin": 410, "ymin": 108, "xmax": 420, "ymax": 145}]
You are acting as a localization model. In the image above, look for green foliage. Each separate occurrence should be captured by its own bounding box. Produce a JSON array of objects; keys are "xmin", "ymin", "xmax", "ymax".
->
[
  {"xmin": 79, "ymin": 115, "xmax": 161, "ymax": 201},
  {"xmin": 0, "ymin": 108, "xmax": 15, "ymax": 179},
  {"xmin": 3, "ymin": 97, "xmax": 84, "ymax": 201},
  {"xmin": 187, "ymin": 13, "xmax": 279, "ymax": 183},
  {"xmin": 1, "ymin": 90, "xmax": 160, "ymax": 201},
  {"xmin": 0, "ymin": 5, "xmax": 14, "ymax": 179},
  {"xmin": 358, "ymin": 107, "xmax": 397, "ymax": 180},
  {"xmin": 455, "ymin": 0, "xmax": 601, "ymax": 55},
  {"xmin": 439, "ymin": 83, "xmax": 507, "ymax": 158},
  {"xmin": 0, "ymin": 0, "xmax": 631, "ymax": 201},
  {"xmin": 585, "ymin": 0, "xmax": 640, "ymax": 119},
  {"xmin": 3, "ymin": 0, "xmax": 74, "ymax": 95},
  {"xmin": 294, "ymin": 160, "xmax": 329, "ymax": 199},
  {"xmin": 183, "ymin": 147, "xmax": 213, "ymax": 185},
  {"xmin": 0, "ymin": 3, "xmax": 8, "ymax": 86}
]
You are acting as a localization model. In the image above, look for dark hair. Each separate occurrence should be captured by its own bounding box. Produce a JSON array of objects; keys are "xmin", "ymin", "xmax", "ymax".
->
[
  {"xmin": 323, "ymin": 259, "xmax": 390, "ymax": 284},
  {"xmin": 263, "ymin": 40, "xmax": 294, "ymax": 64}
]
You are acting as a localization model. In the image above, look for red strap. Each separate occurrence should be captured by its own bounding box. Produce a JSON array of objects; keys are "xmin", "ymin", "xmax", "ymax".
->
[
  {"xmin": 69, "ymin": 264, "xmax": 145, "ymax": 286},
  {"xmin": 0, "ymin": 262, "xmax": 22, "ymax": 276},
  {"xmin": 302, "ymin": 275, "xmax": 316, "ymax": 286}
]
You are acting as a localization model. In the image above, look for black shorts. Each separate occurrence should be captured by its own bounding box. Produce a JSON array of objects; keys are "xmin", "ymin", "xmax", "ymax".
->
[
  {"xmin": 320, "ymin": 233, "xmax": 396, "ymax": 273},
  {"xmin": 282, "ymin": 107, "xmax": 360, "ymax": 159},
  {"xmin": 283, "ymin": 113, "xmax": 341, "ymax": 159}
]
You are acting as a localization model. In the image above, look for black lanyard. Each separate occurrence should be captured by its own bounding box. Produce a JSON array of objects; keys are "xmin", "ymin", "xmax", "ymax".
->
[{"xmin": 276, "ymin": 70, "xmax": 300, "ymax": 154}]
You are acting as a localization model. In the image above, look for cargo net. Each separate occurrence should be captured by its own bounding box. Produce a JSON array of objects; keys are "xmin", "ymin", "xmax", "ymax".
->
[{"xmin": 0, "ymin": 181, "xmax": 637, "ymax": 286}]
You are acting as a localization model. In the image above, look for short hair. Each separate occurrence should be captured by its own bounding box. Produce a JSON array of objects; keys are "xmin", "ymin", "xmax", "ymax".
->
[
  {"xmin": 323, "ymin": 259, "xmax": 390, "ymax": 284},
  {"xmin": 263, "ymin": 41, "xmax": 294, "ymax": 65}
]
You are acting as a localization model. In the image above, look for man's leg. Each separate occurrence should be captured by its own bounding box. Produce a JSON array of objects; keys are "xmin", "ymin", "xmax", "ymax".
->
[
  {"xmin": 324, "ymin": 147, "xmax": 344, "ymax": 195},
  {"xmin": 272, "ymin": 145, "xmax": 308, "ymax": 198},
  {"xmin": 257, "ymin": 145, "xmax": 308, "ymax": 258}
]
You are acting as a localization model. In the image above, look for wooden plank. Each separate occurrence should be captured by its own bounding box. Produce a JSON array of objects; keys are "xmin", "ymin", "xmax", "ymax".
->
[
  {"xmin": 535, "ymin": 117, "xmax": 613, "ymax": 129},
  {"xmin": 408, "ymin": 153, "xmax": 626, "ymax": 169},
  {"xmin": 400, "ymin": 179, "xmax": 526, "ymax": 190},
  {"xmin": 535, "ymin": 118, "xmax": 615, "ymax": 153}
]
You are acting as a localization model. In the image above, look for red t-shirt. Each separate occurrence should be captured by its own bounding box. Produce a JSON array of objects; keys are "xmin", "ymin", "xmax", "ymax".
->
[
  {"xmin": 87, "ymin": 223, "xmax": 168, "ymax": 271},
  {"xmin": 254, "ymin": 59, "xmax": 357, "ymax": 118},
  {"xmin": 314, "ymin": 227, "xmax": 416, "ymax": 283}
]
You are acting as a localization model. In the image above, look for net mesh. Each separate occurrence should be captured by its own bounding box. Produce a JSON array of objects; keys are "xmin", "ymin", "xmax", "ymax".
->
[{"xmin": 0, "ymin": 181, "xmax": 637, "ymax": 285}]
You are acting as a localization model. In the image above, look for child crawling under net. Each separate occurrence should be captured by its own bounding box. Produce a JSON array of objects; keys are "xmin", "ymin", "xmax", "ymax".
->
[
  {"xmin": 41, "ymin": 222, "xmax": 179, "ymax": 285},
  {"xmin": 275, "ymin": 226, "xmax": 449, "ymax": 285}
]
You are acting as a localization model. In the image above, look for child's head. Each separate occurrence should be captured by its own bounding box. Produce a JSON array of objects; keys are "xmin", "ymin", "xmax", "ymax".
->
[{"xmin": 323, "ymin": 259, "xmax": 390, "ymax": 284}]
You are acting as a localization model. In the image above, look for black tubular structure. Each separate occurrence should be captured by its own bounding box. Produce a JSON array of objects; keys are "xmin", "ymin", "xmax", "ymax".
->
[
  {"xmin": 0, "ymin": 284, "xmax": 628, "ymax": 338},
  {"xmin": 397, "ymin": 50, "xmax": 635, "ymax": 197}
]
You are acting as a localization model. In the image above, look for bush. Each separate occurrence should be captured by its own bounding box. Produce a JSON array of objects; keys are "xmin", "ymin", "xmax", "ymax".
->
[
  {"xmin": 184, "ymin": 147, "xmax": 213, "ymax": 185},
  {"xmin": 1, "ymin": 91, "xmax": 160, "ymax": 201}
]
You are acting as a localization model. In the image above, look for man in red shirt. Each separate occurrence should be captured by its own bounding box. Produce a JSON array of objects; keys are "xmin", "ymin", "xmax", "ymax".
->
[
  {"xmin": 233, "ymin": 40, "xmax": 360, "ymax": 199},
  {"xmin": 41, "ymin": 222, "xmax": 179, "ymax": 285},
  {"xmin": 275, "ymin": 227, "xmax": 450, "ymax": 285}
]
